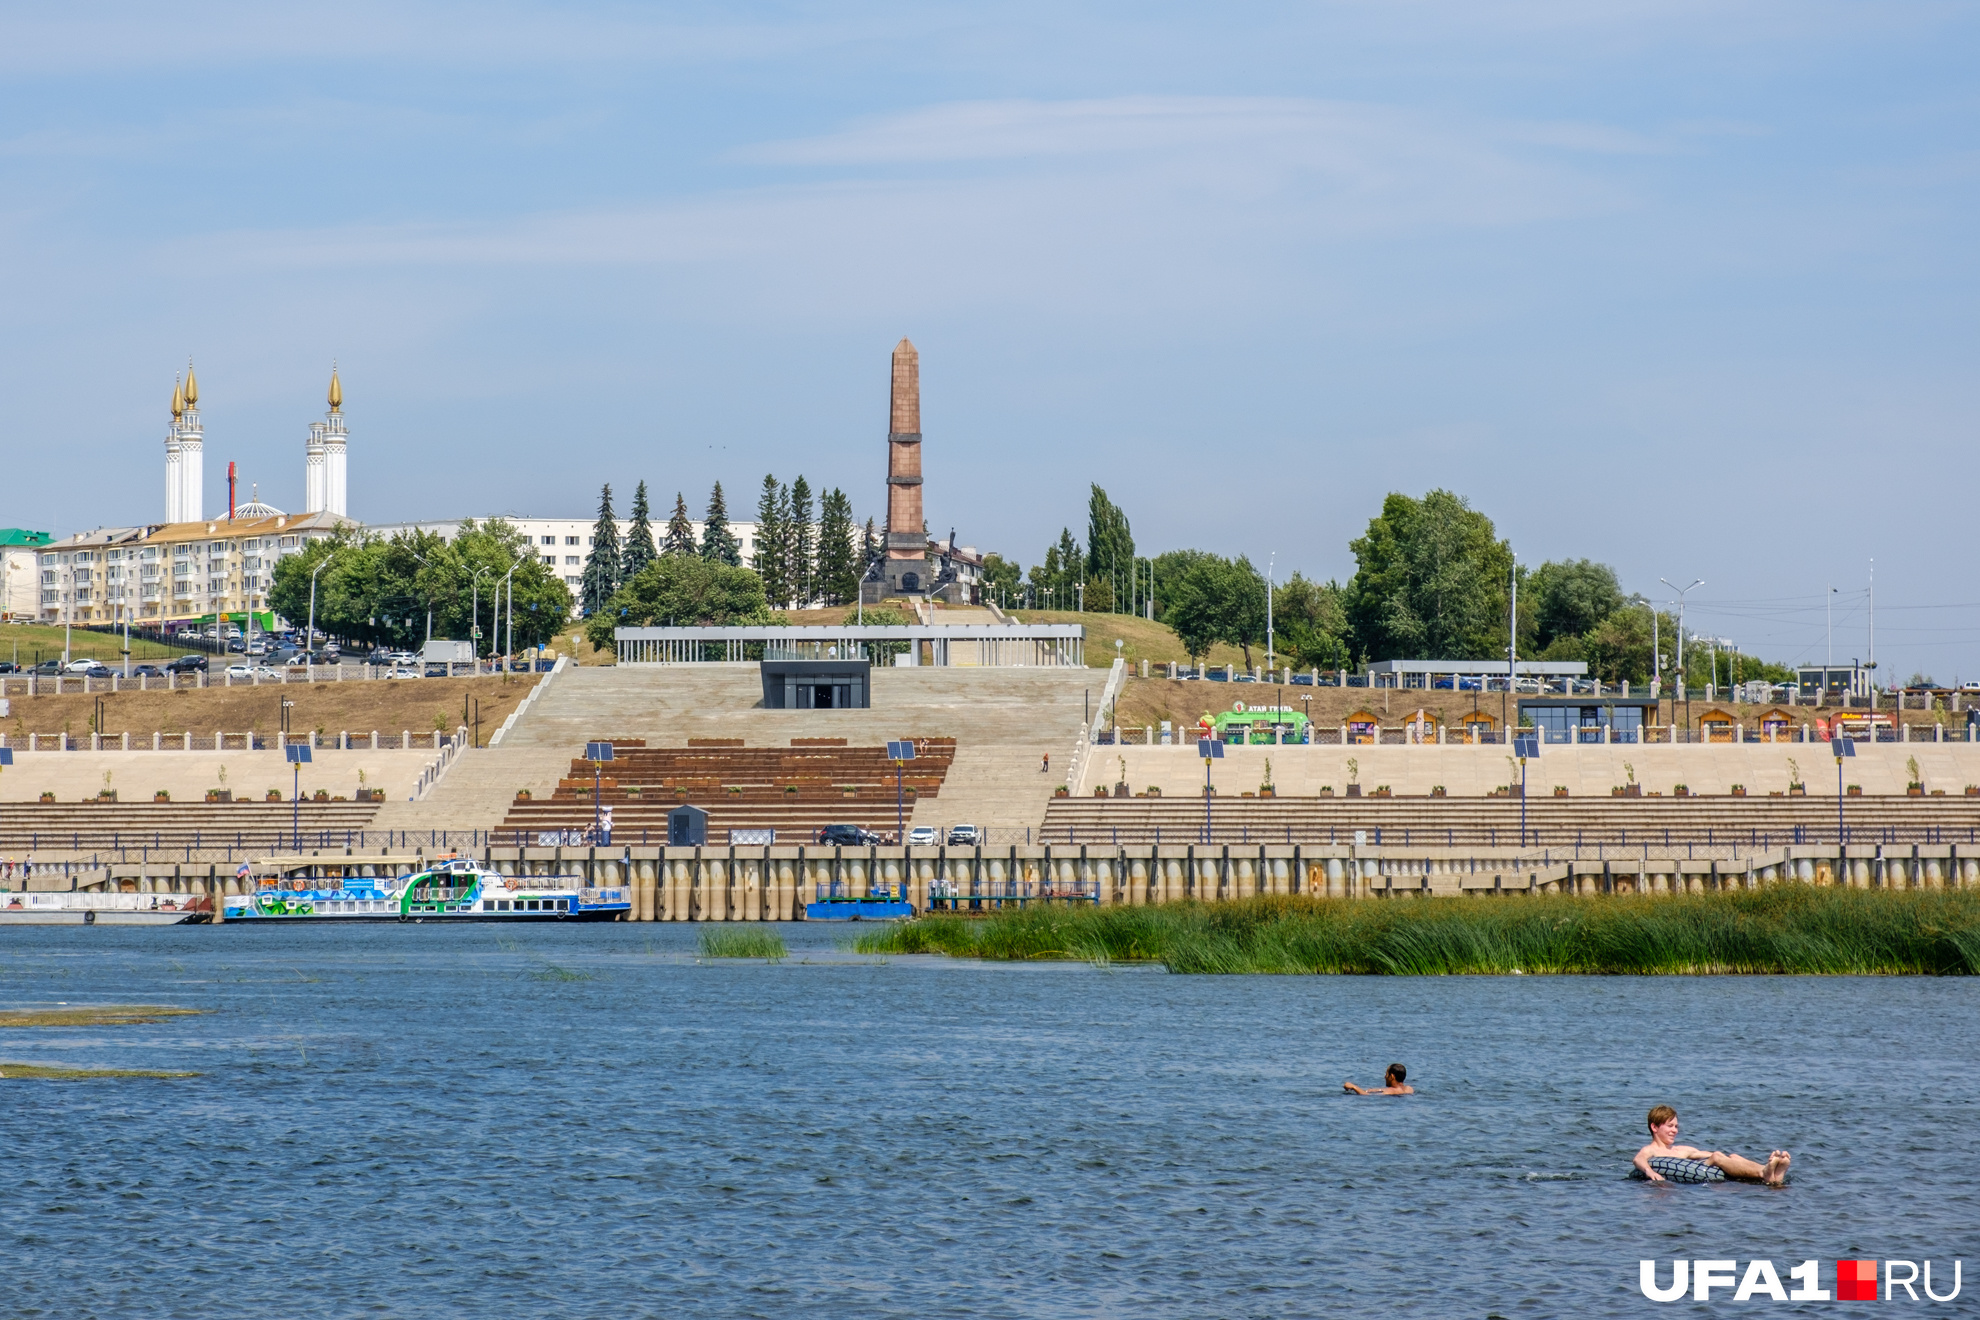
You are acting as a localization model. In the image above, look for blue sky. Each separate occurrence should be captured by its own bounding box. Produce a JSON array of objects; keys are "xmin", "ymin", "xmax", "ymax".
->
[{"xmin": 3, "ymin": 2, "xmax": 1977, "ymax": 677}]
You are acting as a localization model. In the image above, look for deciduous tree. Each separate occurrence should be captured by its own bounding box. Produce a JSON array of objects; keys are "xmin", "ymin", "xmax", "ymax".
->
[
  {"xmin": 585, "ymin": 555, "xmax": 770, "ymax": 651},
  {"xmin": 1345, "ymin": 490, "xmax": 1511, "ymax": 662}
]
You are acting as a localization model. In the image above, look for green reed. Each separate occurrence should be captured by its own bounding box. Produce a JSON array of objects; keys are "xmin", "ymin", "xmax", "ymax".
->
[
  {"xmin": 854, "ymin": 888, "xmax": 1980, "ymax": 975},
  {"xmin": 698, "ymin": 928, "xmax": 789, "ymax": 960}
]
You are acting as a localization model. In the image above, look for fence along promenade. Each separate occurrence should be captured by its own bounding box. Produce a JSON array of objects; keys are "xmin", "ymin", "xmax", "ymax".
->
[
  {"xmin": 36, "ymin": 837, "xmax": 1980, "ymax": 915},
  {"xmin": 614, "ymin": 624, "xmax": 1085, "ymax": 667}
]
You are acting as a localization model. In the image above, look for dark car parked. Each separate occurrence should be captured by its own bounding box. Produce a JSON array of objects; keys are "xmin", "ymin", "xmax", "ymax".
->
[
  {"xmin": 29, "ymin": 659, "xmax": 64, "ymax": 675},
  {"xmin": 165, "ymin": 654, "xmax": 208, "ymax": 673},
  {"xmin": 0, "ymin": 661, "xmax": 15, "ymax": 674},
  {"xmin": 131, "ymin": 664, "xmax": 166, "ymax": 678},
  {"xmin": 815, "ymin": 824, "xmax": 879, "ymax": 846}
]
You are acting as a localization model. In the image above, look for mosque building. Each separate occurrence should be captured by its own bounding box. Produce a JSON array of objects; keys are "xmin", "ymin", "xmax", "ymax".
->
[{"xmin": 37, "ymin": 366, "xmax": 351, "ymax": 629}]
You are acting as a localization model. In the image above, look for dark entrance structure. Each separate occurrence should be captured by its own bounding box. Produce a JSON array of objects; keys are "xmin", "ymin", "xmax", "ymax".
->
[
  {"xmin": 761, "ymin": 659, "xmax": 872, "ymax": 710},
  {"xmin": 667, "ymin": 803, "xmax": 708, "ymax": 847}
]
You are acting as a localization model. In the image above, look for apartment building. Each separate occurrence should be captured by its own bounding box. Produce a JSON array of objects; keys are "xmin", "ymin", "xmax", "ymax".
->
[{"xmin": 37, "ymin": 512, "xmax": 345, "ymax": 629}]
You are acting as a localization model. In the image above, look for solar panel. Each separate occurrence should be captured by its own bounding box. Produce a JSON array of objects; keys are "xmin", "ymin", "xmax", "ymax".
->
[
  {"xmin": 284, "ymin": 743, "xmax": 312, "ymax": 764},
  {"xmin": 585, "ymin": 741, "xmax": 616, "ymax": 762},
  {"xmin": 887, "ymin": 740, "xmax": 916, "ymax": 761}
]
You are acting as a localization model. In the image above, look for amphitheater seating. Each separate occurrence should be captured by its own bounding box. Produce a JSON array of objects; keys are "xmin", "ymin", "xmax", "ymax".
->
[
  {"xmin": 0, "ymin": 801, "xmax": 384, "ymax": 852},
  {"xmin": 495, "ymin": 738, "xmax": 958, "ymax": 844},
  {"xmin": 1041, "ymin": 794, "xmax": 1980, "ymax": 846}
]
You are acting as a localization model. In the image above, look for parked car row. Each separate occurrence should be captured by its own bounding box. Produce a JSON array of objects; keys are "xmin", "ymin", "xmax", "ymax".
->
[{"xmin": 816, "ymin": 824, "xmax": 982, "ymax": 847}]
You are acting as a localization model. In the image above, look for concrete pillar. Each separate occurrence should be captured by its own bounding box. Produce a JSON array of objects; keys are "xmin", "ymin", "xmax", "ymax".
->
[{"xmin": 743, "ymin": 852, "xmax": 764, "ymax": 920}]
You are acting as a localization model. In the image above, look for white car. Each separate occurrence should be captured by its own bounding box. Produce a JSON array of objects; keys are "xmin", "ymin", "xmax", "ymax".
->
[
  {"xmin": 62, "ymin": 659, "xmax": 100, "ymax": 674},
  {"xmin": 388, "ymin": 666, "xmax": 423, "ymax": 679},
  {"xmin": 252, "ymin": 665, "xmax": 283, "ymax": 680},
  {"xmin": 906, "ymin": 825, "xmax": 939, "ymax": 847},
  {"xmin": 946, "ymin": 824, "xmax": 983, "ymax": 847},
  {"xmin": 225, "ymin": 663, "xmax": 253, "ymax": 679}
]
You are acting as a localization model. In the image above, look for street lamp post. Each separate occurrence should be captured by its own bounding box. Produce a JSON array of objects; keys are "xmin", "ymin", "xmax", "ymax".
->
[
  {"xmin": 1833, "ymin": 737, "xmax": 1855, "ymax": 843},
  {"xmin": 1660, "ymin": 577, "xmax": 1704, "ymax": 740},
  {"xmin": 1265, "ymin": 551, "xmax": 1275, "ymax": 675},
  {"xmin": 305, "ymin": 552, "xmax": 338, "ymax": 682},
  {"xmin": 502, "ymin": 561, "xmax": 519, "ymax": 672},
  {"xmin": 470, "ymin": 566, "xmax": 492, "ymax": 675},
  {"xmin": 585, "ymin": 741, "xmax": 615, "ymax": 842},
  {"xmin": 1198, "ymin": 736, "xmax": 1223, "ymax": 843}
]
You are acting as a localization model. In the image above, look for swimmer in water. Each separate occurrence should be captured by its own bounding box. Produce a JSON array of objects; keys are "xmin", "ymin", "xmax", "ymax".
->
[
  {"xmin": 1633, "ymin": 1105, "xmax": 1789, "ymax": 1185},
  {"xmin": 1342, "ymin": 1063, "xmax": 1413, "ymax": 1095}
]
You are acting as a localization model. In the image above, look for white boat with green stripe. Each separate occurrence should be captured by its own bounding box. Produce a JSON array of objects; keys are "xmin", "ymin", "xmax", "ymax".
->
[{"xmin": 222, "ymin": 854, "xmax": 630, "ymax": 923}]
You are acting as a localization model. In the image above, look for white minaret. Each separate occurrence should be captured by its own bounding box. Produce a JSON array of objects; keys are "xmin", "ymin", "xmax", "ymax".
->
[
  {"xmin": 305, "ymin": 366, "xmax": 347, "ymax": 517},
  {"xmin": 164, "ymin": 375, "xmax": 184, "ymax": 521},
  {"xmin": 304, "ymin": 426, "xmax": 326, "ymax": 515},
  {"xmin": 171, "ymin": 363, "xmax": 205, "ymax": 522}
]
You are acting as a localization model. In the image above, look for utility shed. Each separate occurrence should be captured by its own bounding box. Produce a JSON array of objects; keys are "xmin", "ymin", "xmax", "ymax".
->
[{"xmin": 760, "ymin": 659, "xmax": 873, "ymax": 710}]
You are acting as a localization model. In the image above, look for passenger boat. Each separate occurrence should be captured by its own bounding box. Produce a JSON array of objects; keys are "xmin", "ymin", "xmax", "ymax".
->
[{"xmin": 222, "ymin": 854, "xmax": 630, "ymax": 923}]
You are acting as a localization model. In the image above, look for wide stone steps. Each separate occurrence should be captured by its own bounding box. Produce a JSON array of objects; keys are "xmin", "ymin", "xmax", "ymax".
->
[
  {"xmin": 0, "ymin": 802, "xmax": 381, "ymax": 850},
  {"xmin": 1041, "ymin": 795, "xmax": 1980, "ymax": 844}
]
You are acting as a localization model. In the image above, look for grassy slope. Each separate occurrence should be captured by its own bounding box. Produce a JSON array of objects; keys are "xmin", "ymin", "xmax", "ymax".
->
[
  {"xmin": 858, "ymin": 889, "xmax": 1980, "ymax": 975},
  {"xmin": 1003, "ymin": 610, "xmax": 1251, "ymax": 670},
  {"xmin": 0, "ymin": 623, "xmax": 183, "ymax": 665}
]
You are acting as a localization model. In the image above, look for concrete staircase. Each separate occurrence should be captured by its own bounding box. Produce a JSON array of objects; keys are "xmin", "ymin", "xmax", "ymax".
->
[
  {"xmin": 913, "ymin": 743, "xmax": 1061, "ymax": 834},
  {"xmin": 483, "ymin": 663, "xmax": 1093, "ymax": 833},
  {"xmin": 364, "ymin": 745, "xmax": 577, "ymax": 835}
]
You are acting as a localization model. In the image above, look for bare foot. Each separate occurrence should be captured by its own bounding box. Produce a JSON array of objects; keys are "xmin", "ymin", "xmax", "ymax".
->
[{"xmin": 1764, "ymin": 1150, "xmax": 1791, "ymax": 1186}]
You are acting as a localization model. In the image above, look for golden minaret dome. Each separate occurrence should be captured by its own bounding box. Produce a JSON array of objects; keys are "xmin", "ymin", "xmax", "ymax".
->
[
  {"xmin": 184, "ymin": 361, "xmax": 199, "ymax": 407},
  {"xmin": 172, "ymin": 376, "xmax": 184, "ymax": 419},
  {"xmin": 328, "ymin": 365, "xmax": 342, "ymax": 412}
]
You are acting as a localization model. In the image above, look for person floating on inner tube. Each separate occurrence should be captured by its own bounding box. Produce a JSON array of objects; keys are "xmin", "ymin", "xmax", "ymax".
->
[
  {"xmin": 1633, "ymin": 1105, "xmax": 1789, "ymax": 1185},
  {"xmin": 1343, "ymin": 1063, "xmax": 1413, "ymax": 1095}
]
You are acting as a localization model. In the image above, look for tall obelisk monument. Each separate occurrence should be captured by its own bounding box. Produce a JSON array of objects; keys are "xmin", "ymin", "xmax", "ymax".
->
[{"xmin": 883, "ymin": 337, "xmax": 928, "ymax": 595}]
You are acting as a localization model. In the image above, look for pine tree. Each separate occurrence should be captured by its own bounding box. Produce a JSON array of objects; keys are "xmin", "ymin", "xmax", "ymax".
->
[
  {"xmin": 699, "ymin": 482, "xmax": 741, "ymax": 566},
  {"xmin": 622, "ymin": 480, "xmax": 657, "ymax": 583},
  {"xmin": 753, "ymin": 474, "xmax": 788, "ymax": 608},
  {"xmin": 817, "ymin": 489, "xmax": 859, "ymax": 604},
  {"xmin": 581, "ymin": 483, "xmax": 622, "ymax": 615},
  {"xmin": 664, "ymin": 492, "xmax": 696, "ymax": 557},
  {"xmin": 786, "ymin": 475, "xmax": 815, "ymax": 607}
]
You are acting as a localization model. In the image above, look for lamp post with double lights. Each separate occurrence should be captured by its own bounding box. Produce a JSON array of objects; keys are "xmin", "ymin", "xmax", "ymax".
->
[
  {"xmin": 1660, "ymin": 578, "xmax": 1704, "ymax": 739},
  {"xmin": 305, "ymin": 551, "xmax": 339, "ymax": 682}
]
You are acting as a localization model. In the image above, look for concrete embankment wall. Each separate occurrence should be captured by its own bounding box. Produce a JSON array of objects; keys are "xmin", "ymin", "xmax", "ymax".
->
[
  {"xmin": 62, "ymin": 842, "xmax": 1980, "ymax": 915},
  {"xmin": 1079, "ymin": 742, "xmax": 1980, "ymax": 799}
]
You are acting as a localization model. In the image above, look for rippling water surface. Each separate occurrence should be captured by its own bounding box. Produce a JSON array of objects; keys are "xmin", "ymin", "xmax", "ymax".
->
[{"xmin": 4, "ymin": 924, "xmax": 1978, "ymax": 1317}]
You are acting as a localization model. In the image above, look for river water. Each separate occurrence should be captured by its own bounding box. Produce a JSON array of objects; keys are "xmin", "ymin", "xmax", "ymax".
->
[{"xmin": 4, "ymin": 924, "xmax": 1977, "ymax": 1318}]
